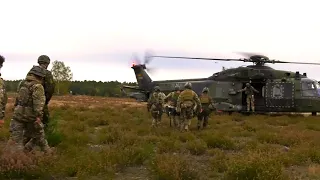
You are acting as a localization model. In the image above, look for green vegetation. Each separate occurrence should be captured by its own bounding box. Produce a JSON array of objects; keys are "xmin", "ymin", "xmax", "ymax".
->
[
  {"xmin": 5, "ymin": 59, "xmax": 136, "ymax": 96},
  {"xmin": 1, "ymin": 95, "xmax": 320, "ymax": 179},
  {"xmin": 4, "ymin": 80, "xmax": 137, "ymax": 97}
]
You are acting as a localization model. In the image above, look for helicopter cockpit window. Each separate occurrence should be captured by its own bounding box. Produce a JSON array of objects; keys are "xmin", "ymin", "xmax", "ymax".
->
[{"xmin": 301, "ymin": 80, "xmax": 319, "ymax": 97}]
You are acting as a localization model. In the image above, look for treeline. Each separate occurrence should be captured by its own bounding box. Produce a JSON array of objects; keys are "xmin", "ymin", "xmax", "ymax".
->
[{"xmin": 5, "ymin": 80, "xmax": 137, "ymax": 97}]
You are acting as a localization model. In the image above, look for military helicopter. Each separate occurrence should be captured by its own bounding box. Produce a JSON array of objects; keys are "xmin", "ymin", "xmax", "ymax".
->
[{"xmin": 121, "ymin": 52, "xmax": 320, "ymax": 115}]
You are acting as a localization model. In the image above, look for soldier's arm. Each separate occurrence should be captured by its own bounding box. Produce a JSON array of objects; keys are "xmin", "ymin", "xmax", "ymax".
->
[
  {"xmin": 237, "ymin": 87, "xmax": 246, "ymax": 92},
  {"xmin": 32, "ymin": 84, "xmax": 46, "ymax": 119},
  {"xmin": 44, "ymin": 71, "xmax": 55, "ymax": 104},
  {"xmin": 193, "ymin": 92, "xmax": 202, "ymax": 109},
  {"xmin": 251, "ymin": 87, "xmax": 259, "ymax": 93},
  {"xmin": 0, "ymin": 79, "xmax": 7, "ymax": 119}
]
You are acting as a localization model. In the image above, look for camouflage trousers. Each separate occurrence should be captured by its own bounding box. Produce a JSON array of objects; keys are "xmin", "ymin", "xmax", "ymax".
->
[
  {"xmin": 42, "ymin": 104, "xmax": 50, "ymax": 129},
  {"xmin": 7, "ymin": 118, "xmax": 50, "ymax": 153},
  {"xmin": 167, "ymin": 106, "xmax": 179, "ymax": 127},
  {"xmin": 180, "ymin": 106, "xmax": 194, "ymax": 131},
  {"xmin": 151, "ymin": 107, "xmax": 163, "ymax": 127},
  {"xmin": 197, "ymin": 109, "xmax": 210, "ymax": 129},
  {"xmin": 246, "ymin": 95, "xmax": 255, "ymax": 112}
]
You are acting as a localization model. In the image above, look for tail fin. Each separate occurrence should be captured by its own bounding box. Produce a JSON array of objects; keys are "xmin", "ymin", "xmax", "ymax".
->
[{"xmin": 131, "ymin": 64, "xmax": 152, "ymax": 90}]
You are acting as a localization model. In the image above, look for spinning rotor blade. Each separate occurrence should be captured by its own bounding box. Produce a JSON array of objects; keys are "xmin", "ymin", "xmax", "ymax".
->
[
  {"xmin": 144, "ymin": 50, "xmax": 154, "ymax": 65},
  {"xmin": 270, "ymin": 61, "xmax": 320, "ymax": 65},
  {"xmin": 150, "ymin": 55, "xmax": 246, "ymax": 62}
]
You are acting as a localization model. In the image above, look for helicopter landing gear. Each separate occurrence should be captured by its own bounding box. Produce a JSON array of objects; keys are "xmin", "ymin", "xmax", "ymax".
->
[{"xmin": 312, "ymin": 112, "xmax": 317, "ymax": 116}]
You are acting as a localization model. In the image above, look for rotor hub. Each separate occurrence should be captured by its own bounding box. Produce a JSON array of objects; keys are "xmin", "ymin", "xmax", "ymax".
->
[{"xmin": 249, "ymin": 55, "xmax": 270, "ymax": 66}]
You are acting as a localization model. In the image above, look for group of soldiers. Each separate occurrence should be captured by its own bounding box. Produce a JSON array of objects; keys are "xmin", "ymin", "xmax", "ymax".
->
[
  {"xmin": 147, "ymin": 82, "xmax": 260, "ymax": 131},
  {"xmin": 0, "ymin": 54, "xmax": 55, "ymax": 154},
  {"xmin": 147, "ymin": 82, "xmax": 215, "ymax": 131}
]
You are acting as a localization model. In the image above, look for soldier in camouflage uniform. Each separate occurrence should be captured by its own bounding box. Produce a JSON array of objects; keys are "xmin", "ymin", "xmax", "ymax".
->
[
  {"xmin": 197, "ymin": 87, "xmax": 214, "ymax": 130},
  {"xmin": 147, "ymin": 86, "xmax": 165, "ymax": 127},
  {"xmin": 237, "ymin": 83, "xmax": 259, "ymax": 112},
  {"xmin": 165, "ymin": 85, "xmax": 181, "ymax": 127},
  {"xmin": 0, "ymin": 55, "xmax": 8, "ymax": 128},
  {"xmin": 176, "ymin": 82, "xmax": 201, "ymax": 132},
  {"xmin": 14, "ymin": 55, "xmax": 55, "ymax": 129},
  {"xmin": 37, "ymin": 55, "xmax": 55, "ymax": 128},
  {"xmin": 8, "ymin": 66, "xmax": 51, "ymax": 153}
]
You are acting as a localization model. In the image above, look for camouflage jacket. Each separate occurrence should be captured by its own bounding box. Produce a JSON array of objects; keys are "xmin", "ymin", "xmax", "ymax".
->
[
  {"xmin": 165, "ymin": 91, "xmax": 180, "ymax": 107},
  {"xmin": 13, "ymin": 75, "xmax": 45, "ymax": 122},
  {"xmin": 147, "ymin": 92, "xmax": 165, "ymax": 110},
  {"xmin": 199, "ymin": 93, "xmax": 213, "ymax": 108},
  {"xmin": 238, "ymin": 86, "xmax": 258, "ymax": 95},
  {"xmin": 0, "ymin": 77, "xmax": 8, "ymax": 119},
  {"xmin": 17, "ymin": 68, "xmax": 55, "ymax": 105},
  {"xmin": 177, "ymin": 89, "xmax": 201, "ymax": 109},
  {"xmin": 43, "ymin": 69, "xmax": 55, "ymax": 104}
]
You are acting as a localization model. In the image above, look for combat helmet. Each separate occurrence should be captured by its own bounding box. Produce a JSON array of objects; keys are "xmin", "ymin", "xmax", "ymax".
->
[
  {"xmin": 38, "ymin": 55, "xmax": 50, "ymax": 64},
  {"xmin": 154, "ymin": 86, "xmax": 160, "ymax": 92},
  {"xmin": 28, "ymin": 66, "xmax": 46, "ymax": 78},
  {"xmin": 202, "ymin": 87, "xmax": 209, "ymax": 93},
  {"xmin": 184, "ymin": 82, "xmax": 192, "ymax": 89},
  {"xmin": 174, "ymin": 85, "xmax": 180, "ymax": 91},
  {"xmin": 246, "ymin": 83, "xmax": 251, "ymax": 87}
]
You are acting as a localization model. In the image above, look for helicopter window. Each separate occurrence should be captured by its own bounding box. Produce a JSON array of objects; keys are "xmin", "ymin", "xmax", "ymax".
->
[
  {"xmin": 301, "ymin": 81, "xmax": 319, "ymax": 97},
  {"xmin": 271, "ymin": 84, "xmax": 283, "ymax": 98}
]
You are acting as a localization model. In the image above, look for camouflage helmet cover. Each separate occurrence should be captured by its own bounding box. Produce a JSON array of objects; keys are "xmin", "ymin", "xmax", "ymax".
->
[
  {"xmin": 174, "ymin": 85, "xmax": 180, "ymax": 90},
  {"xmin": 184, "ymin": 82, "xmax": 192, "ymax": 89},
  {"xmin": 28, "ymin": 65, "xmax": 46, "ymax": 78},
  {"xmin": 38, "ymin": 55, "xmax": 50, "ymax": 64},
  {"xmin": 202, "ymin": 87, "xmax": 209, "ymax": 93},
  {"xmin": 246, "ymin": 83, "xmax": 250, "ymax": 87}
]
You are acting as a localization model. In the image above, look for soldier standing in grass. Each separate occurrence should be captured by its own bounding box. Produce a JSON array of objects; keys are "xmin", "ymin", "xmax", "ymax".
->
[
  {"xmin": 14, "ymin": 55, "xmax": 55, "ymax": 129},
  {"xmin": 37, "ymin": 55, "xmax": 55, "ymax": 129},
  {"xmin": 0, "ymin": 55, "xmax": 8, "ymax": 128},
  {"xmin": 165, "ymin": 85, "xmax": 181, "ymax": 128},
  {"xmin": 147, "ymin": 86, "xmax": 165, "ymax": 127},
  {"xmin": 197, "ymin": 87, "xmax": 215, "ymax": 130},
  {"xmin": 176, "ymin": 82, "xmax": 201, "ymax": 132},
  {"xmin": 237, "ymin": 82, "xmax": 259, "ymax": 112},
  {"xmin": 7, "ymin": 66, "xmax": 52, "ymax": 153}
]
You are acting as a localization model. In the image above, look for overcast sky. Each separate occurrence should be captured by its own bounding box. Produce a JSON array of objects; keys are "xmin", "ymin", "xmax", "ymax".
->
[{"xmin": 0, "ymin": 0, "xmax": 319, "ymax": 82}]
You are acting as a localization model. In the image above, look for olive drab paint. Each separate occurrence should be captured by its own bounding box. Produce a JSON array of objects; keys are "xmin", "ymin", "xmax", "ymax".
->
[{"xmin": 124, "ymin": 53, "xmax": 320, "ymax": 115}]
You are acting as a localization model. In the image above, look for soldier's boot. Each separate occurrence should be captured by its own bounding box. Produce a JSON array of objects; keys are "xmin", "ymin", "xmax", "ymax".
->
[
  {"xmin": 180, "ymin": 122, "xmax": 185, "ymax": 132},
  {"xmin": 203, "ymin": 117, "xmax": 208, "ymax": 128},
  {"xmin": 173, "ymin": 116, "xmax": 179, "ymax": 127},
  {"xmin": 151, "ymin": 119, "xmax": 156, "ymax": 127},
  {"xmin": 197, "ymin": 119, "xmax": 202, "ymax": 130},
  {"xmin": 184, "ymin": 124, "xmax": 189, "ymax": 132},
  {"xmin": 24, "ymin": 140, "xmax": 34, "ymax": 153},
  {"xmin": 156, "ymin": 118, "xmax": 161, "ymax": 126},
  {"xmin": 43, "ymin": 146, "xmax": 54, "ymax": 155}
]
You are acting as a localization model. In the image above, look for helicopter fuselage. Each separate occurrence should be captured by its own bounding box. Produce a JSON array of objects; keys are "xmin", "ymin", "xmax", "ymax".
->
[{"xmin": 132, "ymin": 65, "xmax": 320, "ymax": 114}]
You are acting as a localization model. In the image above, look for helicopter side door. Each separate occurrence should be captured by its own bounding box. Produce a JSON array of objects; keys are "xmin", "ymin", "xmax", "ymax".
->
[{"xmin": 265, "ymin": 81, "xmax": 295, "ymax": 110}]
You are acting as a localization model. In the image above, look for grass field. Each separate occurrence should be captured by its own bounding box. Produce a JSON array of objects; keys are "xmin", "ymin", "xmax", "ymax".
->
[{"xmin": 1, "ymin": 94, "xmax": 320, "ymax": 179}]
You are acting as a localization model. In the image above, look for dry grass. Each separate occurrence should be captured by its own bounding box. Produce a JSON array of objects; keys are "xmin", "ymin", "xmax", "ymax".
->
[{"xmin": 1, "ymin": 94, "xmax": 320, "ymax": 179}]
